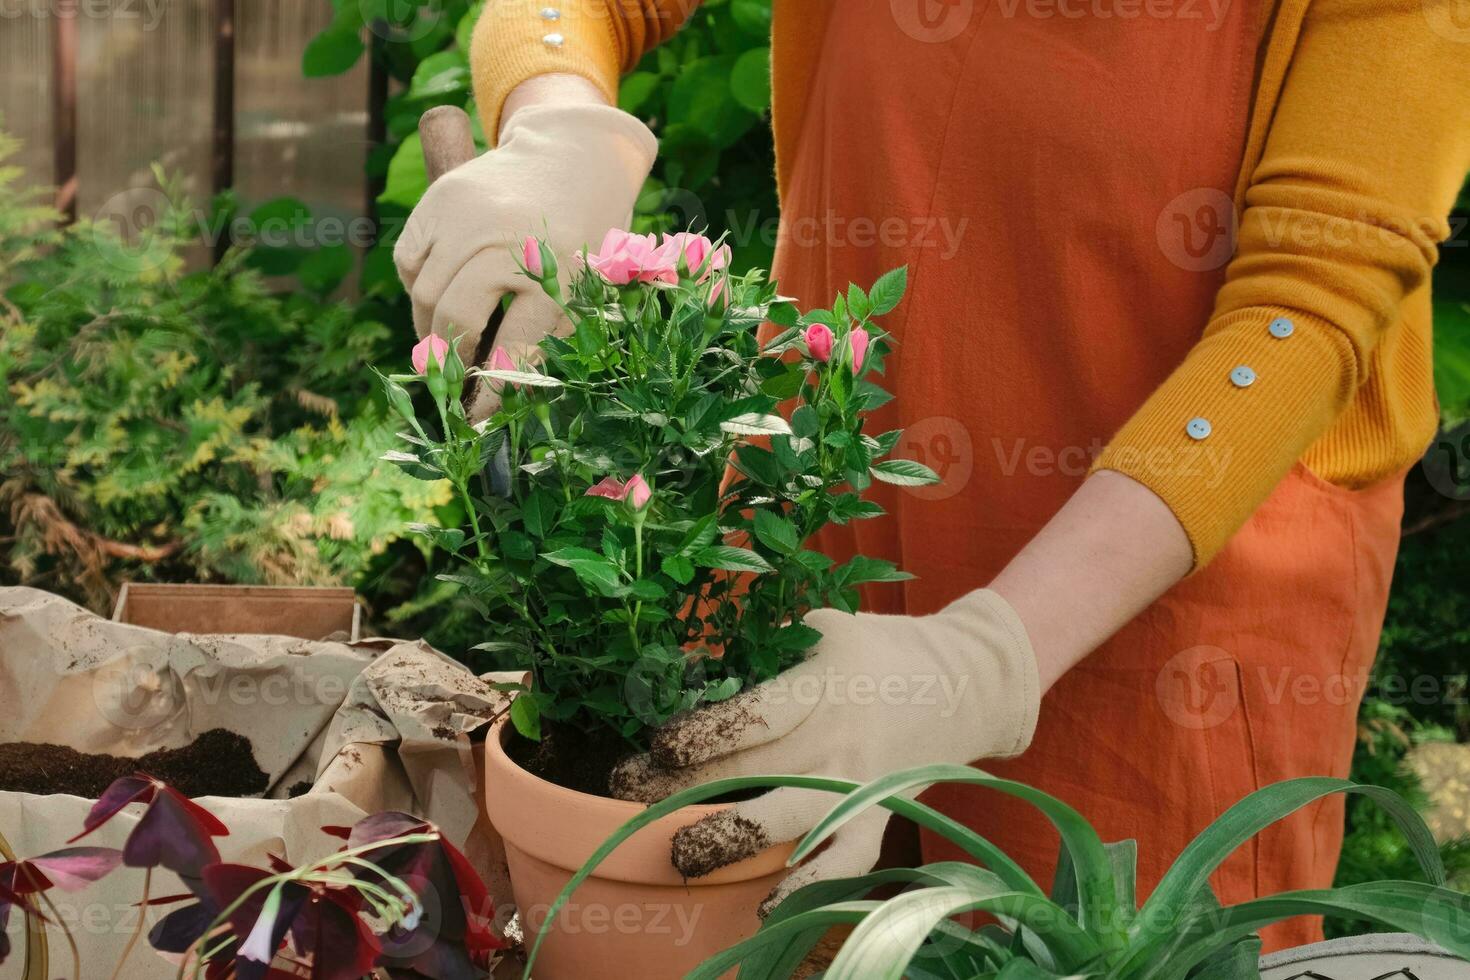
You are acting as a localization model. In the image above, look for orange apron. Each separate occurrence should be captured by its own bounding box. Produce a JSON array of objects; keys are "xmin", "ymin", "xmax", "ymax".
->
[{"xmin": 768, "ymin": 0, "xmax": 1405, "ymax": 950}]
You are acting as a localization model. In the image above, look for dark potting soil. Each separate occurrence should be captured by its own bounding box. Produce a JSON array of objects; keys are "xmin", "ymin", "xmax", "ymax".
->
[
  {"xmin": 0, "ymin": 728, "xmax": 270, "ymax": 799},
  {"xmin": 505, "ymin": 723, "xmax": 633, "ymax": 797},
  {"xmin": 504, "ymin": 722, "xmax": 764, "ymax": 804}
]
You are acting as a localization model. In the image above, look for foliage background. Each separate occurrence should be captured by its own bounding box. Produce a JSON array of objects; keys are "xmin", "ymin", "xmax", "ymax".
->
[{"xmin": 0, "ymin": 0, "xmax": 1466, "ymax": 939}]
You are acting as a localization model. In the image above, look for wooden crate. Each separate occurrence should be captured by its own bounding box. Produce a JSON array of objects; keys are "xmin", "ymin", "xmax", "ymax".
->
[{"xmin": 112, "ymin": 583, "xmax": 360, "ymax": 642}]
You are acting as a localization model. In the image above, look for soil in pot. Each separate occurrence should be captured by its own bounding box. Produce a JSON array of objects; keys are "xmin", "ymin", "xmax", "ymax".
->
[
  {"xmin": 504, "ymin": 722, "xmax": 630, "ymax": 797},
  {"xmin": 504, "ymin": 721, "xmax": 764, "ymax": 801},
  {"xmin": 0, "ymin": 728, "xmax": 269, "ymax": 798}
]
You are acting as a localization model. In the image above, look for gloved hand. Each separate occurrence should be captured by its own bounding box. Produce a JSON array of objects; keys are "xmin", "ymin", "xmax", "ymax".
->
[
  {"xmin": 394, "ymin": 102, "xmax": 656, "ymax": 419},
  {"xmin": 609, "ymin": 588, "xmax": 1041, "ymax": 915}
]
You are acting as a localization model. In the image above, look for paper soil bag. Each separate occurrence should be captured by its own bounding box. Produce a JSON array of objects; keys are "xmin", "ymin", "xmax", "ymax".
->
[{"xmin": 0, "ymin": 587, "xmax": 514, "ymax": 977}]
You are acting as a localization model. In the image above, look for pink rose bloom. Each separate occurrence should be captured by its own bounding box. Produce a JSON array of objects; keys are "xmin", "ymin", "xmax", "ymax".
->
[
  {"xmin": 585, "ymin": 473, "xmax": 651, "ymax": 510},
  {"xmin": 522, "ymin": 235, "xmax": 544, "ymax": 277},
  {"xmin": 584, "ymin": 229, "xmax": 678, "ymax": 286},
  {"xmin": 664, "ymin": 231, "xmax": 730, "ymax": 282},
  {"xmin": 849, "ymin": 328, "xmax": 870, "ymax": 373},
  {"xmin": 803, "ymin": 323, "xmax": 834, "ymax": 363},
  {"xmin": 412, "ymin": 335, "xmax": 450, "ymax": 375}
]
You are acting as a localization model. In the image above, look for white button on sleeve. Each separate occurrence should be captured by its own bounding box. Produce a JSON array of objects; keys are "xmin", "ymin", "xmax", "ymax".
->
[{"xmin": 1230, "ymin": 365, "xmax": 1256, "ymax": 388}]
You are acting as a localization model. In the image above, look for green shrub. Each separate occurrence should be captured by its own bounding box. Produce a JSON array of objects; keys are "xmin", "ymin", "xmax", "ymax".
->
[
  {"xmin": 0, "ymin": 134, "xmax": 446, "ymax": 610},
  {"xmin": 1331, "ymin": 514, "xmax": 1470, "ymax": 935}
]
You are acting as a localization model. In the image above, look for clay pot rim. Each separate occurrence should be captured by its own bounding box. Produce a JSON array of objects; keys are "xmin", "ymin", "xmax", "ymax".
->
[{"xmin": 483, "ymin": 715, "xmax": 795, "ymax": 886}]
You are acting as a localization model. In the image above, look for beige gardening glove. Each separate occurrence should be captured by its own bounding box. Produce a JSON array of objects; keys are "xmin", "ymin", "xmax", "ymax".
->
[
  {"xmin": 609, "ymin": 588, "xmax": 1042, "ymax": 915},
  {"xmin": 394, "ymin": 102, "xmax": 657, "ymax": 418}
]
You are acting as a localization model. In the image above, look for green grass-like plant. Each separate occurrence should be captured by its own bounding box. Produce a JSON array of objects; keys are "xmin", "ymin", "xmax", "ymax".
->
[{"xmin": 530, "ymin": 764, "xmax": 1470, "ymax": 979}]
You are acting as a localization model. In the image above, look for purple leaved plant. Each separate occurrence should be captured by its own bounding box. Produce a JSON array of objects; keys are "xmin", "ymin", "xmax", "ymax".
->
[{"xmin": 1, "ymin": 773, "xmax": 504, "ymax": 980}]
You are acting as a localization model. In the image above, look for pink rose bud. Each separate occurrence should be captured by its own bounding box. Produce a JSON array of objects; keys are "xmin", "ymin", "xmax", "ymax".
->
[
  {"xmin": 804, "ymin": 323, "xmax": 834, "ymax": 363},
  {"xmin": 585, "ymin": 473, "xmax": 652, "ymax": 510},
  {"xmin": 624, "ymin": 473, "xmax": 652, "ymax": 510},
  {"xmin": 487, "ymin": 346, "xmax": 517, "ymax": 391},
  {"xmin": 412, "ymin": 335, "xmax": 450, "ymax": 375},
  {"xmin": 708, "ymin": 276, "xmax": 728, "ymax": 311},
  {"xmin": 489, "ymin": 346, "xmax": 516, "ymax": 372},
  {"xmin": 664, "ymin": 231, "xmax": 731, "ymax": 282},
  {"xmin": 849, "ymin": 328, "xmax": 870, "ymax": 373},
  {"xmin": 522, "ymin": 235, "xmax": 544, "ymax": 277}
]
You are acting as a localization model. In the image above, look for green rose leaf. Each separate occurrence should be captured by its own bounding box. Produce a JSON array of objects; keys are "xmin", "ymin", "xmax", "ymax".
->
[
  {"xmin": 868, "ymin": 266, "xmax": 909, "ymax": 316},
  {"xmin": 629, "ymin": 579, "xmax": 670, "ymax": 600},
  {"xmin": 753, "ymin": 509, "xmax": 800, "ymax": 555},
  {"xmin": 722, "ymin": 413, "xmax": 792, "ymax": 436},
  {"xmin": 771, "ymin": 622, "xmax": 823, "ymax": 652},
  {"xmin": 837, "ymin": 555, "xmax": 914, "ymax": 587},
  {"xmin": 543, "ymin": 547, "xmax": 626, "ymax": 596},
  {"xmin": 871, "ymin": 458, "xmax": 940, "ymax": 486},
  {"xmin": 510, "ymin": 694, "xmax": 542, "ymax": 741},
  {"xmin": 759, "ymin": 364, "xmax": 806, "ymax": 400},
  {"xmin": 694, "ymin": 545, "xmax": 775, "ymax": 573},
  {"xmin": 661, "ymin": 554, "xmax": 696, "ymax": 584},
  {"xmin": 476, "ymin": 368, "xmax": 563, "ymax": 388},
  {"xmin": 791, "ymin": 550, "xmax": 836, "ymax": 573},
  {"xmin": 703, "ymin": 676, "xmax": 744, "ymax": 702}
]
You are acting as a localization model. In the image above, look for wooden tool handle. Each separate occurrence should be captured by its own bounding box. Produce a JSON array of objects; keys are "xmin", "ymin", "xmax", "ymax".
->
[{"xmin": 419, "ymin": 105, "xmax": 477, "ymax": 184}]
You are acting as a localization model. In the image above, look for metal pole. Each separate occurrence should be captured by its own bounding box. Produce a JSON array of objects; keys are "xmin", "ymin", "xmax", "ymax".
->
[
  {"xmin": 366, "ymin": 32, "xmax": 389, "ymax": 241},
  {"xmin": 212, "ymin": 0, "xmax": 236, "ymax": 262},
  {"xmin": 51, "ymin": 0, "xmax": 78, "ymax": 224}
]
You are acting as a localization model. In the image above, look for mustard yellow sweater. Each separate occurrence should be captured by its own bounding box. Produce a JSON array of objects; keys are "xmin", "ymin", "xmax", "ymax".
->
[{"xmin": 471, "ymin": 0, "xmax": 1470, "ymax": 565}]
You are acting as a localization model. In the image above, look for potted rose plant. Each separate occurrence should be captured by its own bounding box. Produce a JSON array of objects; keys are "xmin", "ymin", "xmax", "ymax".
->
[
  {"xmin": 540, "ymin": 764, "xmax": 1470, "ymax": 980},
  {"xmin": 376, "ymin": 230, "xmax": 938, "ymax": 976}
]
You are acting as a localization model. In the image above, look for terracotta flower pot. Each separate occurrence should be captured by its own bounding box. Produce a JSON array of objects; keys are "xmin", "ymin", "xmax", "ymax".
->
[{"xmin": 482, "ymin": 716, "xmax": 794, "ymax": 980}]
